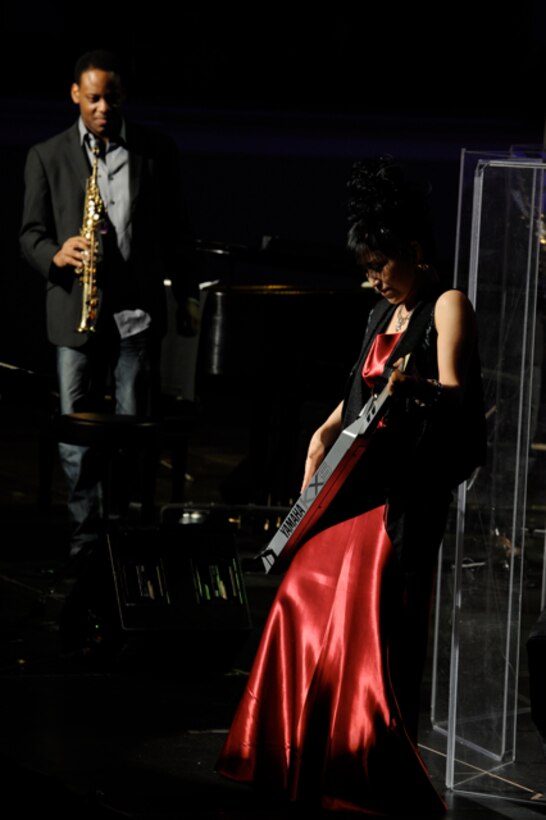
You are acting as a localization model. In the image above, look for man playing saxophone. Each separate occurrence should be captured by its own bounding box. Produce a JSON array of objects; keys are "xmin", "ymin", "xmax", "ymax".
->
[{"xmin": 19, "ymin": 49, "xmax": 200, "ymax": 559}]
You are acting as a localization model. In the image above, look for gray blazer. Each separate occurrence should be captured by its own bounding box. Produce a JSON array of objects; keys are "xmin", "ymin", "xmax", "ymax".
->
[{"xmin": 20, "ymin": 121, "xmax": 197, "ymax": 348}]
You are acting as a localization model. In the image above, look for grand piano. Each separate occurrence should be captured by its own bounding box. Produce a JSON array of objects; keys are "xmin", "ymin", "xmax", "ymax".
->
[{"xmin": 162, "ymin": 236, "xmax": 380, "ymax": 506}]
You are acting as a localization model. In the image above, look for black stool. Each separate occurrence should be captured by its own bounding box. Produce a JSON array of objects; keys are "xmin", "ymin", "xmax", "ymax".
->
[{"xmin": 54, "ymin": 412, "xmax": 163, "ymax": 525}]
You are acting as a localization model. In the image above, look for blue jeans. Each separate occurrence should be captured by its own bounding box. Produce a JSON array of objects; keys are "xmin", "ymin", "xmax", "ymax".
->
[{"xmin": 57, "ymin": 329, "xmax": 155, "ymax": 555}]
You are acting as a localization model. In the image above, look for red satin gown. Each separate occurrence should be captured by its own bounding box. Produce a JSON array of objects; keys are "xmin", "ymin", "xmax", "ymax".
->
[{"xmin": 216, "ymin": 332, "xmax": 447, "ymax": 816}]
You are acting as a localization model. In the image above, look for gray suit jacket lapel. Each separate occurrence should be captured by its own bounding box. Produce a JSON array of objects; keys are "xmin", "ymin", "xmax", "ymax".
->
[
  {"xmin": 64, "ymin": 122, "xmax": 91, "ymax": 193},
  {"xmin": 126, "ymin": 124, "xmax": 143, "ymax": 212}
]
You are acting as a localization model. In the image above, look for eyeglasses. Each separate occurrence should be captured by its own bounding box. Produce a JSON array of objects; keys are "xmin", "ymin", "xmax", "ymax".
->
[{"xmin": 364, "ymin": 262, "xmax": 386, "ymax": 282}]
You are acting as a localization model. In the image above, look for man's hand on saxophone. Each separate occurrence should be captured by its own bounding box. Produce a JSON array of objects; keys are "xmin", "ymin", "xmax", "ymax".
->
[{"xmin": 53, "ymin": 235, "xmax": 90, "ymax": 269}]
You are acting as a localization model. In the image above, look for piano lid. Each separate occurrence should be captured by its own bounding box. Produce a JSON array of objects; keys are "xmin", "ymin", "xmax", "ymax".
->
[{"xmin": 194, "ymin": 234, "xmax": 363, "ymax": 289}]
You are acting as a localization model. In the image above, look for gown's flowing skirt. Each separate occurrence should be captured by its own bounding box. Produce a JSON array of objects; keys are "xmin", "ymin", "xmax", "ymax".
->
[{"xmin": 216, "ymin": 503, "xmax": 447, "ymax": 816}]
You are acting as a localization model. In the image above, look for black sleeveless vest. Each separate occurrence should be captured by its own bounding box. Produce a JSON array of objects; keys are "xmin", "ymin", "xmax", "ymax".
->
[{"xmin": 341, "ymin": 288, "xmax": 487, "ymax": 490}]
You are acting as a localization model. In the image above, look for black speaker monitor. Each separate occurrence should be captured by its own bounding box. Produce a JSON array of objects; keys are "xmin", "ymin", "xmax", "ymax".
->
[{"xmin": 107, "ymin": 525, "xmax": 252, "ymax": 634}]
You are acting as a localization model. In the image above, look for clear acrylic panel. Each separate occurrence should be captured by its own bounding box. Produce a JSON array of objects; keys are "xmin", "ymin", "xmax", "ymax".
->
[{"xmin": 428, "ymin": 150, "xmax": 544, "ymax": 804}]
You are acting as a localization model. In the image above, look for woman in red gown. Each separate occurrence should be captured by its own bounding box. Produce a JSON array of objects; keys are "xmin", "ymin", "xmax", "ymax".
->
[{"xmin": 216, "ymin": 157, "xmax": 486, "ymax": 815}]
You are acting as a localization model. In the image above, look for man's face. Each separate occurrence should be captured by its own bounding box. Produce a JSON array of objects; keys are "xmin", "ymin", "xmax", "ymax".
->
[{"xmin": 71, "ymin": 68, "xmax": 124, "ymax": 141}]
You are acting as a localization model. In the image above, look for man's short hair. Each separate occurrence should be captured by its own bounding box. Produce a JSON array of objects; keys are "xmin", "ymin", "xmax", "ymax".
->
[{"xmin": 74, "ymin": 50, "xmax": 126, "ymax": 84}]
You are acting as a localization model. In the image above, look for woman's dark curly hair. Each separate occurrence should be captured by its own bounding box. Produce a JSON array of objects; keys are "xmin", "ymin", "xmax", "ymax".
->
[{"xmin": 347, "ymin": 155, "xmax": 436, "ymax": 264}]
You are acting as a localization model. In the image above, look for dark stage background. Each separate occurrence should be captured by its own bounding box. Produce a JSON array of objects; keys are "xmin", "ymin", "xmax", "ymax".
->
[{"xmin": 2, "ymin": 3, "xmax": 546, "ymax": 378}]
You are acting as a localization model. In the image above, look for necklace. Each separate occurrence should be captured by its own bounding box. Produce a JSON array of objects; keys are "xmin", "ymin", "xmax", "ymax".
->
[{"xmin": 394, "ymin": 304, "xmax": 412, "ymax": 332}]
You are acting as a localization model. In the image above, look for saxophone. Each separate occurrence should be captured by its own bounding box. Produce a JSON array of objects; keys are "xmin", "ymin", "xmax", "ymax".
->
[{"xmin": 75, "ymin": 142, "xmax": 105, "ymax": 333}]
